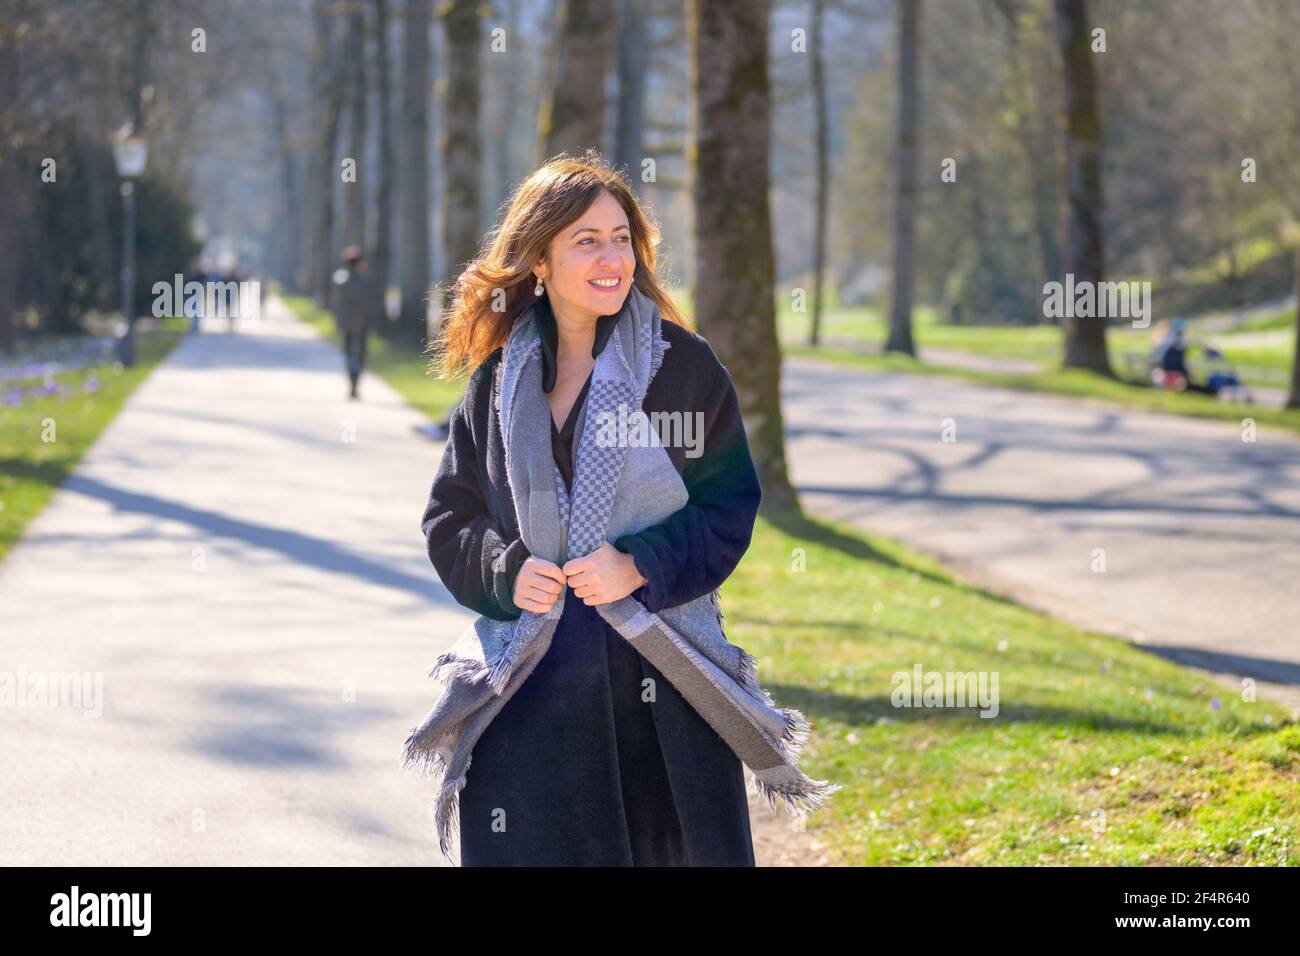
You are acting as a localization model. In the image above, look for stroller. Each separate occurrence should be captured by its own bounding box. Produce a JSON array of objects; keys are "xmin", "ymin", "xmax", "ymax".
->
[{"xmin": 1149, "ymin": 339, "xmax": 1253, "ymax": 402}]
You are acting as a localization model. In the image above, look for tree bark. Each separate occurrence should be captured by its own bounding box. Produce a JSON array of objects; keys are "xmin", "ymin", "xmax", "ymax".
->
[
  {"xmin": 538, "ymin": 0, "xmax": 612, "ymax": 159},
  {"xmin": 308, "ymin": 0, "xmax": 345, "ymax": 306},
  {"xmin": 342, "ymin": 6, "xmax": 368, "ymax": 250},
  {"xmin": 1287, "ymin": 245, "xmax": 1300, "ymax": 408},
  {"xmin": 885, "ymin": 0, "xmax": 919, "ymax": 355},
  {"xmin": 440, "ymin": 0, "xmax": 482, "ymax": 295},
  {"xmin": 615, "ymin": 0, "xmax": 649, "ymax": 182},
  {"xmin": 809, "ymin": 0, "xmax": 828, "ymax": 348},
  {"xmin": 688, "ymin": 0, "xmax": 798, "ymax": 514},
  {"xmin": 399, "ymin": 0, "xmax": 433, "ymax": 335},
  {"xmin": 372, "ymin": 0, "xmax": 395, "ymax": 330},
  {"xmin": 1054, "ymin": 0, "xmax": 1114, "ymax": 374}
]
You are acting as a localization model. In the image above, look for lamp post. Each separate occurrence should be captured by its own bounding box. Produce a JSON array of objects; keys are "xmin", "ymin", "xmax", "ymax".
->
[{"xmin": 112, "ymin": 125, "xmax": 148, "ymax": 367}]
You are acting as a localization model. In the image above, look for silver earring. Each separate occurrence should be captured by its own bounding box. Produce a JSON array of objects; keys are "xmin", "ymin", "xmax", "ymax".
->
[{"xmin": 534, "ymin": 278, "xmax": 544, "ymax": 296}]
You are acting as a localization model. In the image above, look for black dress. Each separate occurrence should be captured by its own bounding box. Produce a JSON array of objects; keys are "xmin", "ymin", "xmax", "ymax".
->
[{"xmin": 454, "ymin": 321, "xmax": 756, "ymax": 867}]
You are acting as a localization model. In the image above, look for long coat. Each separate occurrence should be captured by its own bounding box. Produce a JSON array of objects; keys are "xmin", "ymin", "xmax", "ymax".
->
[{"xmin": 420, "ymin": 295, "xmax": 764, "ymax": 865}]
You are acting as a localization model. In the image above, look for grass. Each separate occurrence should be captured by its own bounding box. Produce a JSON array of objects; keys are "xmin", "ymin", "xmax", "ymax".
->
[
  {"xmin": 777, "ymin": 300, "xmax": 1297, "ymax": 391},
  {"xmin": 727, "ymin": 508, "xmax": 1298, "ymax": 865},
  {"xmin": 280, "ymin": 293, "xmax": 1300, "ymax": 866},
  {"xmin": 0, "ymin": 318, "xmax": 188, "ymax": 563}
]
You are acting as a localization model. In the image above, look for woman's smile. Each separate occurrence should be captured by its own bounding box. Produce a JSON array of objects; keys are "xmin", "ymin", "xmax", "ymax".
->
[{"xmin": 587, "ymin": 275, "xmax": 623, "ymax": 293}]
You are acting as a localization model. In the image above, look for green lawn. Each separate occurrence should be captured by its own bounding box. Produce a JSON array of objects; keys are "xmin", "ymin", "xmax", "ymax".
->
[
  {"xmin": 0, "ymin": 319, "xmax": 188, "ymax": 563},
  {"xmin": 777, "ymin": 300, "xmax": 1297, "ymax": 391},
  {"xmin": 733, "ymin": 507, "xmax": 1298, "ymax": 865},
  {"xmin": 281, "ymin": 293, "xmax": 1299, "ymax": 866}
]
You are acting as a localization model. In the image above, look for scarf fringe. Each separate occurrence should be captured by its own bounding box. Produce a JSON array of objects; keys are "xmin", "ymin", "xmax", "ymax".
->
[
  {"xmin": 430, "ymin": 763, "xmax": 468, "ymax": 866},
  {"xmin": 746, "ymin": 764, "xmax": 843, "ymax": 817},
  {"xmin": 398, "ymin": 735, "xmax": 468, "ymax": 865}
]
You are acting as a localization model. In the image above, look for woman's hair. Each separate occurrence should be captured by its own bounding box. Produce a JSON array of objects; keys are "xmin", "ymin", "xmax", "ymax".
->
[{"xmin": 425, "ymin": 149, "xmax": 688, "ymax": 382}]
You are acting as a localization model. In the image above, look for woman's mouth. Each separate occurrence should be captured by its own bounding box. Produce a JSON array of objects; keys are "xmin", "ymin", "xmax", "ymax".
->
[{"xmin": 587, "ymin": 276, "xmax": 622, "ymax": 293}]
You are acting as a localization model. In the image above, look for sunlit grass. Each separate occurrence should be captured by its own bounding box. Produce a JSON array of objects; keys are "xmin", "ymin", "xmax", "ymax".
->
[
  {"xmin": 730, "ymin": 506, "xmax": 1298, "ymax": 865},
  {"xmin": 0, "ymin": 319, "xmax": 187, "ymax": 563}
]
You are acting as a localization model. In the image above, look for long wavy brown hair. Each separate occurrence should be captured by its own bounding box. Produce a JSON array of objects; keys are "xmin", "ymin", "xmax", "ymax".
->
[{"xmin": 425, "ymin": 150, "xmax": 688, "ymax": 382}]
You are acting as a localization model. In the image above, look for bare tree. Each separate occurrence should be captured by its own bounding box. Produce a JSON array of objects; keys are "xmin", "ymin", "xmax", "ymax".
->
[
  {"xmin": 689, "ymin": 0, "xmax": 797, "ymax": 512},
  {"xmin": 538, "ymin": 0, "xmax": 613, "ymax": 159},
  {"xmin": 808, "ymin": 0, "xmax": 828, "ymax": 347},
  {"xmin": 885, "ymin": 0, "xmax": 919, "ymax": 355},
  {"xmin": 399, "ymin": 0, "xmax": 433, "ymax": 334},
  {"xmin": 372, "ymin": 0, "xmax": 395, "ymax": 330},
  {"xmin": 308, "ymin": 0, "xmax": 346, "ymax": 306},
  {"xmin": 1053, "ymin": 0, "xmax": 1113, "ymax": 375},
  {"xmin": 440, "ymin": 0, "xmax": 482, "ymax": 292},
  {"xmin": 615, "ymin": 0, "xmax": 649, "ymax": 182},
  {"xmin": 341, "ymin": 3, "xmax": 368, "ymax": 249}
]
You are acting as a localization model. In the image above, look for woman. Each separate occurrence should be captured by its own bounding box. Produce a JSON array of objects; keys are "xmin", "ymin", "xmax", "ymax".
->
[{"xmin": 420, "ymin": 151, "xmax": 763, "ymax": 866}]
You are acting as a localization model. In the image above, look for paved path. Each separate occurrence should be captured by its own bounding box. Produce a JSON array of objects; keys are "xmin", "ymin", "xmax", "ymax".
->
[
  {"xmin": 784, "ymin": 354, "xmax": 1300, "ymax": 714},
  {"xmin": 0, "ymin": 300, "xmax": 472, "ymax": 864}
]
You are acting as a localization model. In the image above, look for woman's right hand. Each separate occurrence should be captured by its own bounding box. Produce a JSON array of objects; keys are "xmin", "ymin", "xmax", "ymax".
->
[{"xmin": 512, "ymin": 555, "xmax": 567, "ymax": 614}]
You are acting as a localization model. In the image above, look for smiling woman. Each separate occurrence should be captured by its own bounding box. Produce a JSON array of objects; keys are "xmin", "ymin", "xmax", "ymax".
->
[{"xmin": 415, "ymin": 150, "xmax": 778, "ymax": 867}]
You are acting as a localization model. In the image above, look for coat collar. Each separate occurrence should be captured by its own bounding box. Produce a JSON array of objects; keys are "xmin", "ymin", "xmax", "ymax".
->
[{"xmin": 534, "ymin": 293, "xmax": 621, "ymax": 394}]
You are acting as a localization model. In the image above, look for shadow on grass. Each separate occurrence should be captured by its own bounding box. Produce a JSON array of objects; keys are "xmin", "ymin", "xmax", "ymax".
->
[
  {"xmin": 757, "ymin": 500, "xmax": 1028, "ymax": 612},
  {"xmin": 763, "ymin": 683, "xmax": 1221, "ymax": 738},
  {"xmin": 0, "ymin": 455, "xmax": 76, "ymax": 490}
]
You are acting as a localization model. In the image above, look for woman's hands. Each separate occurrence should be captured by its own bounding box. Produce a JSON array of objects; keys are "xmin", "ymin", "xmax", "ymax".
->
[
  {"xmin": 512, "ymin": 556, "xmax": 567, "ymax": 614},
  {"xmin": 511, "ymin": 542, "xmax": 649, "ymax": 613},
  {"xmin": 564, "ymin": 542, "xmax": 648, "ymax": 606}
]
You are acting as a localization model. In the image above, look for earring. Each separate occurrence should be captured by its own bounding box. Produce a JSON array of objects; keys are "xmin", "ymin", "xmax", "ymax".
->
[{"xmin": 533, "ymin": 277, "xmax": 544, "ymax": 296}]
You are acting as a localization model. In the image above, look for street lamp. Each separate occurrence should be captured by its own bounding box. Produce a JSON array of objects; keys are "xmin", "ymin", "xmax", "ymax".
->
[{"xmin": 112, "ymin": 124, "xmax": 148, "ymax": 367}]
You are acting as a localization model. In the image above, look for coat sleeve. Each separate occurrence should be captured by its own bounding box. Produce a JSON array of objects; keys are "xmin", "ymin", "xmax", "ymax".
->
[
  {"xmin": 420, "ymin": 374, "xmax": 532, "ymax": 621},
  {"xmin": 612, "ymin": 359, "xmax": 762, "ymax": 612}
]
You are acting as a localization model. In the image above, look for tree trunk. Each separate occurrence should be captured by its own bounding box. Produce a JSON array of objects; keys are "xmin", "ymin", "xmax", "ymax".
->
[
  {"xmin": 615, "ymin": 0, "xmax": 649, "ymax": 182},
  {"xmin": 372, "ymin": 0, "xmax": 395, "ymax": 331},
  {"xmin": 1054, "ymin": 0, "xmax": 1113, "ymax": 375},
  {"xmin": 809, "ymin": 0, "xmax": 828, "ymax": 348},
  {"xmin": 0, "ymin": 14, "xmax": 20, "ymax": 352},
  {"xmin": 399, "ymin": 0, "xmax": 433, "ymax": 335},
  {"xmin": 342, "ymin": 7, "xmax": 368, "ymax": 250},
  {"xmin": 885, "ymin": 0, "xmax": 920, "ymax": 356},
  {"xmin": 689, "ymin": 0, "xmax": 798, "ymax": 514},
  {"xmin": 538, "ymin": 0, "xmax": 612, "ymax": 159},
  {"xmin": 1287, "ymin": 245, "xmax": 1300, "ymax": 408},
  {"xmin": 490, "ymin": 0, "xmax": 522, "ymax": 218},
  {"xmin": 440, "ymin": 0, "xmax": 482, "ymax": 295},
  {"xmin": 309, "ymin": 0, "xmax": 345, "ymax": 306}
]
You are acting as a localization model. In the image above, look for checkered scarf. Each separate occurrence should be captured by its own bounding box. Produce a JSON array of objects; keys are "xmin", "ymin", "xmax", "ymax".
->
[{"xmin": 402, "ymin": 285, "xmax": 839, "ymax": 864}]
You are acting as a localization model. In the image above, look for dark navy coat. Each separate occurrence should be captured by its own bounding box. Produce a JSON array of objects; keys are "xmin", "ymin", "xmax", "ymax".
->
[{"xmin": 420, "ymin": 294, "xmax": 763, "ymax": 866}]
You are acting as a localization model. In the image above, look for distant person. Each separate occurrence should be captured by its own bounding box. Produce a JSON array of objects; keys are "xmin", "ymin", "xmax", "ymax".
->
[
  {"xmin": 185, "ymin": 260, "xmax": 206, "ymax": 333},
  {"xmin": 1152, "ymin": 318, "xmax": 1189, "ymax": 376},
  {"xmin": 332, "ymin": 246, "xmax": 373, "ymax": 400}
]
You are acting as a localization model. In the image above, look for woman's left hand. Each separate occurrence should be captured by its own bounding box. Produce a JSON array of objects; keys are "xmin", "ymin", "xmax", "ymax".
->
[{"xmin": 563, "ymin": 541, "xmax": 648, "ymax": 605}]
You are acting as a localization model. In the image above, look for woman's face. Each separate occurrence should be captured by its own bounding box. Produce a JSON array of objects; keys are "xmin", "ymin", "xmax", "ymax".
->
[{"xmin": 534, "ymin": 189, "xmax": 636, "ymax": 322}]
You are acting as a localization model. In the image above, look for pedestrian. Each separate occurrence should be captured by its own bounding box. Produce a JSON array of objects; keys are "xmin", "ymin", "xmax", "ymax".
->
[
  {"xmin": 333, "ymin": 245, "xmax": 373, "ymax": 399},
  {"xmin": 405, "ymin": 151, "xmax": 837, "ymax": 866}
]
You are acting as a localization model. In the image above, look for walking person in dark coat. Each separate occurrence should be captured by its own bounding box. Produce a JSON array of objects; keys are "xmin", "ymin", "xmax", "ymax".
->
[
  {"xmin": 420, "ymin": 152, "xmax": 763, "ymax": 866},
  {"xmin": 333, "ymin": 245, "xmax": 373, "ymax": 399}
]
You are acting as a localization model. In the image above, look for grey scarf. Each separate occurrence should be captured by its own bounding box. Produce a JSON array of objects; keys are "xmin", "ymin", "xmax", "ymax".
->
[{"xmin": 402, "ymin": 284, "xmax": 839, "ymax": 863}]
